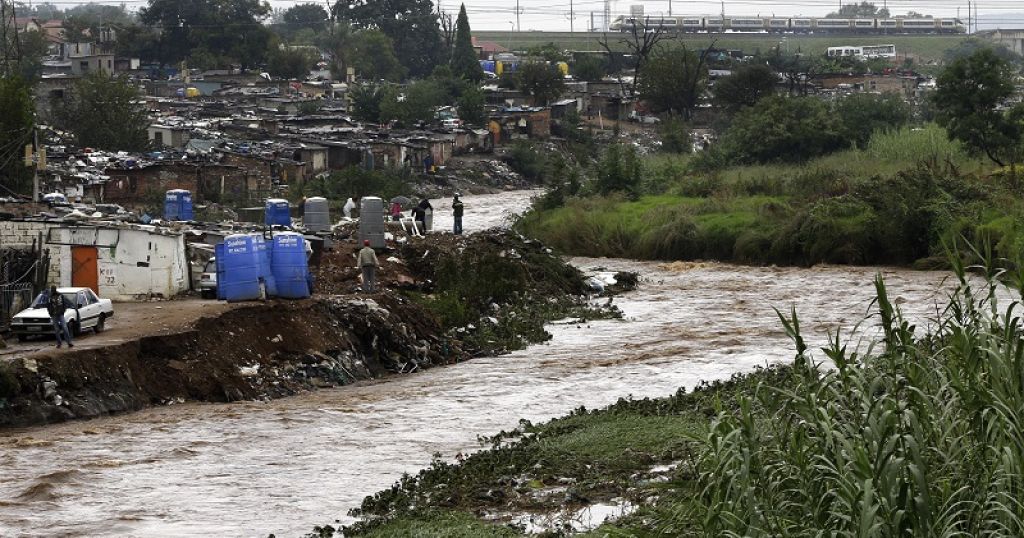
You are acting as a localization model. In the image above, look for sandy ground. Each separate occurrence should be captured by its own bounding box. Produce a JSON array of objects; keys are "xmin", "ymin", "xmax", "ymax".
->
[{"xmin": 0, "ymin": 299, "xmax": 238, "ymax": 360}]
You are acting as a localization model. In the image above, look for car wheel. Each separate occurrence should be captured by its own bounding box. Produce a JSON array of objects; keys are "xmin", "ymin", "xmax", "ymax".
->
[
  {"xmin": 94, "ymin": 314, "xmax": 106, "ymax": 333},
  {"xmin": 200, "ymin": 289, "xmax": 212, "ymax": 299},
  {"xmin": 70, "ymin": 320, "xmax": 81, "ymax": 337},
  {"xmin": 16, "ymin": 334, "xmax": 27, "ymax": 342}
]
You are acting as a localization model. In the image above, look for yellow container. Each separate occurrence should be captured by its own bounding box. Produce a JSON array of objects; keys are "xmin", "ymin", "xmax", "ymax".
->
[{"xmin": 185, "ymin": 87, "xmax": 201, "ymax": 98}]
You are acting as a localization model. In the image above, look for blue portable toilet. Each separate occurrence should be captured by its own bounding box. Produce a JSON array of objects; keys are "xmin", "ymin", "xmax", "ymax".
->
[
  {"xmin": 265, "ymin": 198, "xmax": 291, "ymax": 227},
  {"xmin": 164, "ymin": 189, "xmax": 193, "ymax": 221},
  {"xmin": 216, "ymin": 234, "xmax": 265, "ymax": 302},
  {"xmin": 270, "ymin": 232, "xmax": 311, "ymax": 299},
  {"xmin": 253, "ymin": 234, "xmax": 278, "ymax": 298}
]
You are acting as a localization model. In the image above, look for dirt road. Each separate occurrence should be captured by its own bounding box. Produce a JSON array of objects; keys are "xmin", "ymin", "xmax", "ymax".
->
[{"xmin": 0, "ymin": 299, "xmax": 237, "ymax": 360}]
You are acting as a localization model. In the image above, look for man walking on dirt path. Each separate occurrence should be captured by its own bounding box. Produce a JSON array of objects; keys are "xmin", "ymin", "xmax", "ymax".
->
[
  {"xmin": 452, "ymin": 194, "xmax": 464, "ymax": 235},
  {"xmin": 47, "ymin": 286, "xmax": 73, "ymax": 348},
  {"xmin": 357, "ymin": 240, "xmax": 380, "ymax": 292}
]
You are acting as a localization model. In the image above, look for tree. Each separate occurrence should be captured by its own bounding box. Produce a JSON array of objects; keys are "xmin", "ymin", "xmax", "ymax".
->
[
  {"xmin": 638, "ymin": 45, "xmax": 711, "ymax": 120},
  {"xmin": 826, "ymin": 1, "xmax": 889, "ymax": 18},
  {"xmin": 593, "ymin": 144, "xmax": 642, "ymax": 198},
  {"xmin": 712, "ymin": 63, "xmax": 777, "ymax": 113},
  {"xmin": 379, "ymin": 80, "xmax": 445, "ymax": 125},
  {"xmin": 527, "ymin": 43, "xmax": 569, "ymax": 63},
  {"xmin": 457, "ymin": 86, "xmax": 485, "ymax": 126},
  {"xmin": 599, "ymin": 19, "xmax": 666, "ymax": 96},
  {"xmin": 718, "ymin": 96, "xmax": 844, "ymax": 164},
  {"xmin": 572, "ymin": 54, "xmax": 608, "ymax": 81},
  {"xmin": 333, "ymin": 0, "xmax": 443, "ymax": 78},
  {"xmin": 0, "ymin": 76, "xmax": 35, "ymax": 197},
  {"xmin": 15, "ymin": 30, "xmax": 52, "ymax": 82},
  {"xmin": 351, "ymin": 30, "xmax": 406, "ymax": 81},
  {"xmin": 350, "ymin": 83, "xmax": 386, "ymax": 123},
  {"xmin": 283, "ymin": 3, "xmax": 329, "ymax": 33},
  {"xmin": 266, "ymin": 46, "xmax": 317, "ymax": 80},
  {"xmin": 768, "ymin": 49, "xmax": 823, "ymax": 96},
  {"xmin": 54, "ymin": 73, "xmax": 149, "ymax": 152},
  {"xmin": 515, "ymin": 62, "xmax": 565, "ymax": 106},
  {"xmin": 944, "ymin": 38, "xmax": 1022, "ymax": 67},
  {"xmin": 834, "ymin": 93, "xmax": 910, "ymax": 149},
  {"xmin": 933, "ymin": 48, "xmax": 1024, "ymax": 167},
  {"xmin": 140, "ymin": 0, "xmax": 273, "ymax": 70},
  {"xmin": 450, "ymin": 4, "xmax": 483, "ymax": 82}
]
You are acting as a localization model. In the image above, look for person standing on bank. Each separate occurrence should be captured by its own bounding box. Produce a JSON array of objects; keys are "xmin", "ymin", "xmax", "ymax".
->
[
  {"xmin": 47, "ymin": 286, "xmax": 73, "ymax": 348},
  {"xmin": 452, "ymin": 194, "xmax": 464, "ymax": 235},
  {"xmin": 357, "ymin": 240, "xmax": 380, "ymax": 292}
]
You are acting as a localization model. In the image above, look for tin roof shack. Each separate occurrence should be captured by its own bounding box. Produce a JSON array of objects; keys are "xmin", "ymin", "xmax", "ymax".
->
[
  {"xmin": 588, "ymin": 93, "xmax": 633, "ymax": 121},
  {"xmin": 216, "ymin": 149, "xmax": 309, "ymax": 190},
  {"xmin": 295, "ymin": 145, "xmax": 329, "ymax": 174},
  {"xmin": 98, "ymin": 163, "xmax": 268, "ymax": 208},
  {"xmin": 487, "ymin": 108, "xmax": 552, "ymax": 144},
  {"xmin": 44, "ymin": 224, "xmax": 189, "ymax": 300},
  {"xmin": 149, "ymin": 124, "xmax": 193, "ymax": 149},
  {"xmin": 818, "ymin": 74, "xmax": 921, "ymax": 98}
]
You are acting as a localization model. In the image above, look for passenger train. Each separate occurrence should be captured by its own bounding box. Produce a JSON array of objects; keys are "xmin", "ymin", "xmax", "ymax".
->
[{"xmin": 608, "ymin": 15, "xmax": 965, "ymax": 34}]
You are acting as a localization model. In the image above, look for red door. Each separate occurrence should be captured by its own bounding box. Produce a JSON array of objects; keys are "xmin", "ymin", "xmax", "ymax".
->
[{"xmin": 71, "ymin": 246, "xmax": 99, "ymax": 294}]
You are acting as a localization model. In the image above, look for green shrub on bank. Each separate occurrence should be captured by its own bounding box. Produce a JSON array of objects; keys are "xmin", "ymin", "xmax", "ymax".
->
[
  {"xmin": 520, "ymin": 124, "xmax": 1010, "ymax": 267},
  {"xmin": 678, "ymin": 258, "xmax": 1024, "ymax": 536}
]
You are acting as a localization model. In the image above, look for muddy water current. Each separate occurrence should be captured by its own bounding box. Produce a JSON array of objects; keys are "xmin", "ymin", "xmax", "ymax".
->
[{"xmin": 0, "ymin": 191, "xmax": 963, "ymax": 537}]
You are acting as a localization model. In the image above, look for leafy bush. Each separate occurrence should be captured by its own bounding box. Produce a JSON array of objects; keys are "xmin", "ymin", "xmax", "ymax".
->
[
  {"xmin": 717, "ymin": 95, "xmax": 844, "ymax": 164},
  {"xmin": 834, "ymin": 92, "xmax": 911, "ymax": 149},
  {"xmin": 506, "ymin": 141, "xmax": 548, "ymax": 183},
  {"xmin": 302, "ymin": 166, "xmax": 410, "ymax": 202}
]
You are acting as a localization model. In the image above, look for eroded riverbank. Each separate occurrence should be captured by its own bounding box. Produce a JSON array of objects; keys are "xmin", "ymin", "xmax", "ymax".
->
[{"xmin": 0, "ymin": 259, "xmax": 956, "ymax": 536}]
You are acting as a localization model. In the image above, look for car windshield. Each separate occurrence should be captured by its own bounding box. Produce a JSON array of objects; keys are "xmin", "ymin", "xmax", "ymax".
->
[
  {"xmin": 30, "ymin": 292, "xmax": 76, "ymax": 308},
  {"xmin": 204, "ymin": 261, "xmax": 216, "ymax": 272}
]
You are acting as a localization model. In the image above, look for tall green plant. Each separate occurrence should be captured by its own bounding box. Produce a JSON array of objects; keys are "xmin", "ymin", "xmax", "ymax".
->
[{"xmin": 681, "ymin": 249, "xmax": 1024, "ymax": 536}]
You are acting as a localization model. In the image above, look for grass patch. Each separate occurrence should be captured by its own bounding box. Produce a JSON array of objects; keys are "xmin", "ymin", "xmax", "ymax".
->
[
  {"xmin": 519, "ymin": 126, "xmax": 1013, "ymax": 267},
  {"xmin": 355, "ymin": 511, "xmax": 518, "ymax": 538}
]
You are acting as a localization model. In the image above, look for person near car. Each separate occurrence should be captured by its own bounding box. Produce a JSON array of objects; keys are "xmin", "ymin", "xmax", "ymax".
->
[
  {"xmin": 46, "ymin": 286, "xmax": 73, "ymax": 348},
  {"xmin": 357, "ymin": 240, "xmax": 380, "ymax": 292},
  {"xmin": 452, "ymin": 194, "xmax": 464, "ymax": 235}
]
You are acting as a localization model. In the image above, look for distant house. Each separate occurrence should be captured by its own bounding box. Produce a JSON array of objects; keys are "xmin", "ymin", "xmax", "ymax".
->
[
  {"xmin": 61, "ymin": 42, "xmax": 115, "ymax": 76},
  {"xmin": 472, "ymin": 37, "xmax": 509, "ymax": 59},
  {"xmin": 148, "ymin": 125, "xmax": 192, "ymax": 149}
]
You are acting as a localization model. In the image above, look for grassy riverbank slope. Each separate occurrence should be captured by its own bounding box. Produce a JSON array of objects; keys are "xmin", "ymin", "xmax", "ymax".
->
[
  {"xmin": 320, "ymin": 258, "xmax": 1024, "ymax": 537},
  {"xmin": 518, "ymin": 126, "xmax": 1023, "ymax": 268}
]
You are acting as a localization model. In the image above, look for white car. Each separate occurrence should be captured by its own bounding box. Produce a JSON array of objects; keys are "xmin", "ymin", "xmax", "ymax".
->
[
  {"xmin": 10, "ymin": 287, "xmax": 114, "ymax": 342},
  {"xmin": 198, "ymin": 258, "xmax": 217, "ymax": 299}
]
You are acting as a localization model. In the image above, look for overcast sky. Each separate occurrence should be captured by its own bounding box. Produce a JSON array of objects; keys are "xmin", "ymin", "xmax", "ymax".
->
[{"xmin": 42, "ymin": 0, "xmax": 1024, "ymax": 31}]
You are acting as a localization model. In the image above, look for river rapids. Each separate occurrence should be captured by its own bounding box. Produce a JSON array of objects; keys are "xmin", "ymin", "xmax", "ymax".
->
[{"xmin": 0, "ymin": 190, "xmax": 959, "ymax": 537}]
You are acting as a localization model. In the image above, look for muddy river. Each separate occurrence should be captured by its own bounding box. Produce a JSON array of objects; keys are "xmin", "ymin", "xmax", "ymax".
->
[{"xmin": 0, "ymin": 191, "xmax": 960, "ymax": 537}]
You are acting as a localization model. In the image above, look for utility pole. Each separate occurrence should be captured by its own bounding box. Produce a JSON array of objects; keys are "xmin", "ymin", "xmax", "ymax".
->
[
  {"xmin": 570, "ymin": 0, "xmax": 574, "ymax": 33},
  {"xmin": 669, "ymin": 0, "xmax": 673, "ymax": 17},
  {"xmin": 516, "ymin": 0, "xmax": 520, "ymax": 32},
  {"xmin": 32, "ymin": 128, "xmax": 39, "ymax": 203}
]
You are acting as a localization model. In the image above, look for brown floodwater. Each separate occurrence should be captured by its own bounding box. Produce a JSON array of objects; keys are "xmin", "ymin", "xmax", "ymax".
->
[{"xmin": 0, "ymin": 191, "xmax": 961, "ymax": 537}]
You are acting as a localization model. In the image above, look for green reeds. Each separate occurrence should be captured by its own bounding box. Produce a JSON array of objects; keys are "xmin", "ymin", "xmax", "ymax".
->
[{"xmin": 679, "ymin": 250, "xmax": 1024, "ymax": 536}]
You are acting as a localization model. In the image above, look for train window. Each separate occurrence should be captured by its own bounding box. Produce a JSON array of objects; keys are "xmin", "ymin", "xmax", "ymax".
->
[
  {"xmin": 792, "ymin": 19, "xmax": 811, "ymax": 26},
  {"xmin": 879, "ymin": 20, "xmax": 898, "ymax": 26},
  {"xmin": 683, "ymin": 19, "xmax": 701, "ymax": 25},
  {"xmin": 769, "ymin": 19, "xmax": 788, "ymax": 26}
]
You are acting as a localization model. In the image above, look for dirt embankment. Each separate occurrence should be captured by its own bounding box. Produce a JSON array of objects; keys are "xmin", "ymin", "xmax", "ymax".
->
[{"xmin": 0, "ymin": 295, "xmax": 464, "ymax": 428}]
